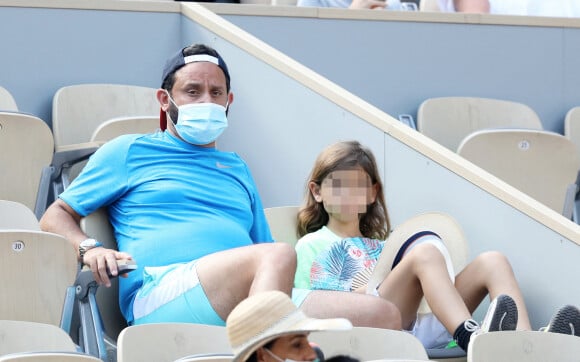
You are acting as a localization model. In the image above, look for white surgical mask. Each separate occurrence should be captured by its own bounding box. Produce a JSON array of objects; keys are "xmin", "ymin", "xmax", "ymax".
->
[
  {"xmin": 264, "ymin": 347, "xmax": 319, "ymax": 362},
  {"xmin": 168, "ymin": 95, "xmax": 228, "ymax": 145}
]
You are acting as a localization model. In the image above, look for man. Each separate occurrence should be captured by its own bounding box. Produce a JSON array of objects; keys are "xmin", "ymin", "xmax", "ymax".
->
[{"xmin": 40, "ymin": 44, "xmax": 401, "ymax": 329}]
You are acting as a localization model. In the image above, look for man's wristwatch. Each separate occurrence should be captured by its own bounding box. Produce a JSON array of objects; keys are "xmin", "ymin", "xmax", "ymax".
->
[{"xmin": 79, "ymin": 238, "xmax": 103, "ymax": 263}]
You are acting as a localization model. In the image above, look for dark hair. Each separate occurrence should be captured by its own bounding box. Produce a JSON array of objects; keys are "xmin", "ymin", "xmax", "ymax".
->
[
  {"xmin": 297, "ymin": 140, "xmax": 390, "ymax": 240},
  {"xmin": 246, "ymin": 339, "xmax": 276, "ymax": 362},
  {"xmin": 161, "ymin": 43, "xmax": 231, "ymax": 93},
  {"xmin": 325, "ymin": 355, "xmax": 360, "ymax": 362}
]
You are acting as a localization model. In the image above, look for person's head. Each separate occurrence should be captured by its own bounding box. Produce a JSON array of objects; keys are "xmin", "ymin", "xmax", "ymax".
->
[
  {"xmin": 226, "ymin": 291, "xmax": 352, "ymax": 362},
  {"xmin": 157, "ymin": 43, "xmax": 234, "ymax": 147},
  {"xmin": 297, "ymin": 140, "xmax": 390, "ymax": 240}
]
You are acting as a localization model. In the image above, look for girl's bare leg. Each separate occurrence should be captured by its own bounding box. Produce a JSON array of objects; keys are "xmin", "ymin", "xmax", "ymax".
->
[
  {"xmin": 454, "ymin": 251, "xmax": 531, "ymax": 330},
  {"xmin": 375, "ymin": 243, "xmax": 472, "ymax": 332}
]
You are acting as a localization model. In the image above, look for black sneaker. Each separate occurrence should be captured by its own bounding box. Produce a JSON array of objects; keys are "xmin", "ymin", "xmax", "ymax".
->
[
  {"xmin": 478, "ymin": 294, "xmax": 518, "ymax": 333},
  {"xmin": 545, "ymin": 305, "xmax": 580, "ymax": 336}
]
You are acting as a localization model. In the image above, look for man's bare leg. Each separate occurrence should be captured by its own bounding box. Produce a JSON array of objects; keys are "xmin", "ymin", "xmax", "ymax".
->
[
  {"xmin": 301, "ymin": 290, "xmax": 402, "ymax": 330},
  {"xmin": 197, "ymin": 243, "xmax": 296, "ymax": 320}
]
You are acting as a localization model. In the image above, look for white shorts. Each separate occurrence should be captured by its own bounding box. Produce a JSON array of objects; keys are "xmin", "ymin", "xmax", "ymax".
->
[{"xmin": 407, "ymin": 313, "xmax": 452, "ymax": 349}]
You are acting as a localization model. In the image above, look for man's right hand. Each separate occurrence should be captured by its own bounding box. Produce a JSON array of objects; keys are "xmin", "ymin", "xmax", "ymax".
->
[{"xmin": 83, "ymin": 247, "xmax": 133, "ymax": 287}]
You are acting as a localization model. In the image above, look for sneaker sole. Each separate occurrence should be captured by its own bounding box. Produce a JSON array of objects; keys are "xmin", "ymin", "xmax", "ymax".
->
[
  {"xmin": 483, "ymin": 294, "xmax": 518, "ymax": 332},
  {"xmin": 547, "ymin": 305, "xmax": 580, "ymax": 336}
]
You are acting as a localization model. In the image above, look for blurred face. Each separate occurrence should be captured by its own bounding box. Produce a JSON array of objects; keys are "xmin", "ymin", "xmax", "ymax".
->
[
  {"xmin": 257, "ymin": 334, "xmax": 318, "ymax": 362},
  {"xmin": 310, "ymin": 169, "xmax": 376, "ymax": 220}
]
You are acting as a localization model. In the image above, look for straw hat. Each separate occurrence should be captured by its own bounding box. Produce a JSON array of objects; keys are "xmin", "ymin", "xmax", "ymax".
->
[
  {"xmin": 366, "ymin": 212, "xmax": 469, "ymax": 313},
  {"xmin": 227, "ymin": 291, "xmax": 353, "ymax": 362}
]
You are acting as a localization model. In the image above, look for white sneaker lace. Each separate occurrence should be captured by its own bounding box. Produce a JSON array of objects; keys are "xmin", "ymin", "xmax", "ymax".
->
[{"xmin": 465, "ymin": 318, "xmax": 480, "ymax": 333}]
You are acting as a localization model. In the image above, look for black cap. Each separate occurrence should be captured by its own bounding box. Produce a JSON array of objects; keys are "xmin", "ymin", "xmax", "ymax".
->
[{"xmin": 161, "ymin": 46, "xmax": 230, "ymax": 87}]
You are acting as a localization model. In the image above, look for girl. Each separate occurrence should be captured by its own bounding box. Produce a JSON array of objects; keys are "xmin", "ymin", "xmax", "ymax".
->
[{"xmin": 294, "ymin": 140, "xmax": 577, "ymax": 352}]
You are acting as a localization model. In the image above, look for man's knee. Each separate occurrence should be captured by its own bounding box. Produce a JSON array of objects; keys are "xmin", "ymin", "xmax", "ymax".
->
[
  {"xmin": 301, "ymin": 291, "xmax": 402, "ymax": 330},
  {"xmin": 260, "ymin": 242, "xmax": 296, "ymax": 269},
  {"xmin": 355, "ymin": 297, "xmax": 402, "ymax": 330},
  {"xmin": 369, "ymin": 298, "xmax": 402, "ymax": 330}
]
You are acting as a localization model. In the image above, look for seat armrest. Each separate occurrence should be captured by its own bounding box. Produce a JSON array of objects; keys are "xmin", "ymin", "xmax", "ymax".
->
[
  {"xmin": 74, "ymin": 259, "xmax": 137, "ymax": 301},
  {"xmin": 52, "ymin": 142, "xmax": 102, "ymax": 181}
]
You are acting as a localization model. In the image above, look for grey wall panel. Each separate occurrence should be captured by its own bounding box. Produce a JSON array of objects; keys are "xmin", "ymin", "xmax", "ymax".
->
[
  {"xmin": 220, "ymin": 14, "xmax": 580, "ymax": 134},
  {"xmin": 0, "ymin": 7, "xmax": 181, "ymax": 126}
]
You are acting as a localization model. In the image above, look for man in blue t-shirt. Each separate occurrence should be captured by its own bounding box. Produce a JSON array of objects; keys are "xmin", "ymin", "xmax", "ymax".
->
[{"xmin": 40, "ymin": 44, "xmax": 401, "ymax": 329}]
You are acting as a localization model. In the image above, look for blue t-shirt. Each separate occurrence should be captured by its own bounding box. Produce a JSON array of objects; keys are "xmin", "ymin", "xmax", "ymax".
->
[{"xmin": 60, "ymin": 131, "xmax": 272, "ymax": 322}]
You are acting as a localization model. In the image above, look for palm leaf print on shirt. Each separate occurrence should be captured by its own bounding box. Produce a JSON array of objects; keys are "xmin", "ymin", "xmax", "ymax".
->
[{"xmin": 310, "ymin": 237, "xmax": 384, "ymax": 292}]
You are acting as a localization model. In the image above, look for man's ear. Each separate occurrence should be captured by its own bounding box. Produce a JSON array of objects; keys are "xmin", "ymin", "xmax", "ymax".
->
[
  {"xmin": 157, "ymin": 89, "xmax": 170, "ymax": 112},
  {"xmin": 309, "ymin": 181, "xmax": 322, "ymax": 203}
]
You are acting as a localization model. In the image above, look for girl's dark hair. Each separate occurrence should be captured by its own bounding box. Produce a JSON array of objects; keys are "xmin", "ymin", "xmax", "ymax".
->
[{"xmin": 297, "ymin": 140, "xmax": 390, "ymax": 240}]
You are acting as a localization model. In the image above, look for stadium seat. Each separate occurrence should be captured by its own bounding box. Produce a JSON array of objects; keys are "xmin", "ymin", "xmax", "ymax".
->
[
  {"xmin": 90, "ymin": 116, "xmax": 159, "ymax": 143},
  {"xmin": 79, "ymin": 208, "xmax": 125, "ymax": 341},
  {"xmin": 173, "ymin": 354, "xmax": 233, "ymax": 362},
  {"xmin": 72, "ymin": 208, "xmax": 140, "ymax": 360},
  {"xmin": 0, "ymin": 230, "xmax": 87, "ymax": 355},
  {"xmin": 367, "ymin": 212, "xmax": 468, "ymax": 313},
  {"xmin": 0, "ymin": 86, "xmax": 17, "ymax": 111},
  {"xmin": 0, "ymin": 352, "xmax": 102, "ymax": 362},
  {"xmin": 0, "ymin": 320, "xmax": 78, "ymax": 356},
  {"xmin": 0, "ymin": 112, "xmax": 54, "ymax": 218},
  {"xmin": 565, "ymin": 106, "xmax": 580, "ymax": 163},
  {"xmin": 117, "ymin": 324, "xmax": 232, "ymax": 362},
  {"xmin": 310, "ymin": 327, "xmax": 429, "ymax": 361},
  {"xmin": 0, "ymin": 229, "xmax": 123, "ymax": 359},
  {"xmin": 457, "ymin": 129, "xmax": 580, "ymax": 219},
  {"xmin": 416, "ymin": 97, "xmax": 543, "ymax": 152},
  {"xmin": 52, "ymin": 83, "xmax": 159, "ymax": 150},
  {"xmin": 564, "ymin": 106, "xmax": 580, "ymax": 221},
  {"xmin": 0, "ymin": 200, "xmax": 40, "ymax": 230},
  {"xmin": 367, "ymin": 212, "xmax": 469, "ymax": 361},
  {"xmin": 39, "ymin": 84, "xmax": 159, "ymax": 217},
  {"xmin": 264, "ymin": 206, "xmax": 300, "ymax": 246},
  {"xmin": 467, "ymin": 330, "xmax": 580, "ymax": 362},
  {"xmin": 0, "ymin": 230, "xmax": 77, "ymax": 327}
]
